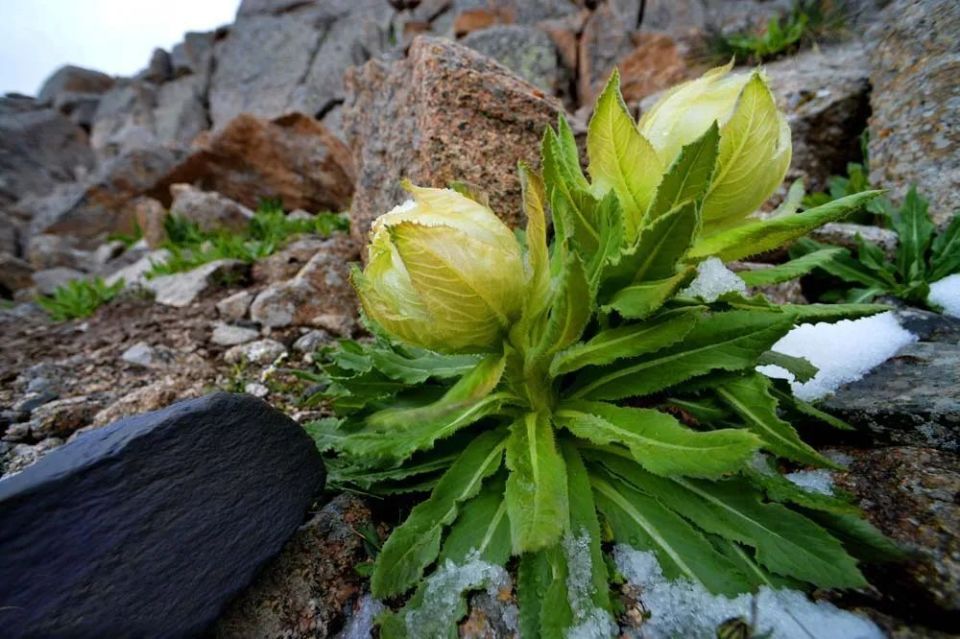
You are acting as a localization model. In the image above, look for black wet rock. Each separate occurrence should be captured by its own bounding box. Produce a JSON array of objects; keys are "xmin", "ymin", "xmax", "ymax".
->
[{"xmin": 0, "ymin": 392, "xmax": 324, "ymax": 639}]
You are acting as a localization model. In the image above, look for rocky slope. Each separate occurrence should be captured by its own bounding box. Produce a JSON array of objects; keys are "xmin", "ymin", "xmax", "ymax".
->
[{"xmin": 1, "ymin": 0, "xmax": 958, "ymax": 637}]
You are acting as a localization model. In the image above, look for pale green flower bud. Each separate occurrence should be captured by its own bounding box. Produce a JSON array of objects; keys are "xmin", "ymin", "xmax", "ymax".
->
[
  {"xmin": 639, "ymin": 63, "xmax": 792, "ymax": 232},
  {"xmin": 354, "ymin": 184, "xmax": 525, "ymax": 353}
]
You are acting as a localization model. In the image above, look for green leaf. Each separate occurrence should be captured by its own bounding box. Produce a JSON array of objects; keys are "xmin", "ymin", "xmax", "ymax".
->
[
  {"xmin": 517, "ymin": 550, "xmax": 555, "ymax": 639},
  {"xmin": 560, "ymin": 440, "xmax": 611, "ymax": 613},
  {"xmin": 743, "ymin": 455, "xmax": 859, "ymax": 515},
  {"xmin": 440, "ymin": 475, "xmax": 511, "ymax": 566},
  {"xmin": 738, "ymin": 247, "xmax": 847, "ymax": 287},
  {"xmin": 892, "ymin": 185, "xmax": 935, "ymax": 283},
  {"xmin": 647, "ymin": 122, "xmax": 720, "ymax": 220},
  {"xmin": 330, "ymin": 451, "xmax": 457, "ymax": 490},
  {"xmin": 603, "ymin": 269, "xmax": 693, "ymax": 320},
  {"xmin": 856, "ymin": 235, "xmax": 899, "ymax": 286},
  {"xmin": 780, "ymin": 302, "xmax": 888, "ymax": 323},
  {"xmin": 791, "ymin": 238, "xmax": 894, "ymax": 290},
  {"xmin": 302, "ymin": 417, "xmax": 345, "ymax": 453},
  {"xmin": 769, "ymin": 384, "xmax": 854, "ymax": 431},
  {"xmin": 587, "ymin": 69, "xmax": 663, "ymax": 241},
  {"xmin": 367, "ymin": 354, "xmax": 506, "ymax": 430},
  {"xmin": 669, "ymin": 476, "xmax": 867, "ymax": 588},
  {"xmin": 930, "ymin": 213, "xmax": 960, "ymax": 281},
  {"xmin": 371, "ymin": 429, "xmax": 506, "ymax": 597},
  {"xmin": 690, "ymin": 191, "xmax": 883, "ymax": 261},
  {"xmin": 505, "ymin": 412, "xmax": 569, "ymax": 552},
  {"xmin": 519, "ymin": 162, "xmax": 551, "ymax": 323},
  {"xmin": 572, "ymin": 310, "xmax": 793, "ymax": 400},
  {"xmin": 592, "ymin": 473, "xmax": 752, "ymax": 595},
  {"xmin": 369, "ymin": 348, "xmax": 482, "ymax": 384},
  {"xmin": 556, "ymin": 115, "xmax": 591, "ymax": 191},
  {"xmin": 587, "ymin": 191, "xmax": 625, "ymax": 289},
  {"xmin": 803, "ymin": 510, "xmax": 907, "ymax": 562},
  {"xmin": 701, "ymin": 73, "xmax": 791, "ymax": 234},
  {"xmin": 634, "ymin": 200, "xmax": 701, "ymax": 282},
  {"xmin": 756, "ymin": 351, "xmax": 818, "ymax": 383},
  {"xmin": 550, "ymin": 308, "xmax": 699, "ymax": 376},
  {"xmin": 716, "ymin": 373, "xmax": 837, "ymax": 468},
  {"xmin": 557, "ymin": 400, "xmax": 760, "ymax": 479},
  {"xmin": 543, "ymin": 128, "xmax": 601, "ymax": 259},
  {"xmin": 597, "ymin": 454, "xmax": 866, "ymax": 589},
  {"xmin": 532, "ymin": 251, "xmax": 593, "ymax": 358}
]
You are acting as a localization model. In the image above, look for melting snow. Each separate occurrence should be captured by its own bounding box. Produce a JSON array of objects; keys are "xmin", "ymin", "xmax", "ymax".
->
[
  {"xmin": 336, "ymin": 595, "xmax": 384, "ymax": 639},
  {"xmin": 681, "ymin": 257, "xmax": 747, "ymax": 302},
  {"xmin": 404, "ymin": 552, "xmax": 510, "ymax": 638},
  {"xmin": 614, "ymin": 546, "xmax": 884, "ymax": 639},
  {"xmin": 928, "ymin": 273, "xmax": 960, "ymax": 318},
  {"xmin": 758, "ymin": 311, "xmax": 917, "ymax": 400},
  {"xmin": 784, "ymin": 469, "xmax": 835, "ymax": 495}
]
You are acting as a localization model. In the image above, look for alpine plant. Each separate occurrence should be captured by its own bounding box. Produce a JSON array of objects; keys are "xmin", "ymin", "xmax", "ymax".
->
[{"xmin": 308, "ymin": 63, "xmax": 901, "ymax": 638}]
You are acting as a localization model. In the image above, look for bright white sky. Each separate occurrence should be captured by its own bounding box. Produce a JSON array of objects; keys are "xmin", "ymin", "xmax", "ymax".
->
[{"xmin": 0, "ymin": 0, "xmax": 240, "ymax": 96}]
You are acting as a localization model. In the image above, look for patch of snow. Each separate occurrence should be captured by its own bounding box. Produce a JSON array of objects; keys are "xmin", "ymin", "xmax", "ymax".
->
[
  {"xmin": 825, "ymin": 450, "xmax": 853, "ymax": 469},
  {"xmin": 336, "ymin": 595, "xmax": 384, "ymax": 639},
  {"xmin": 784, "ymin": 469, "xmax": 834, "ymax": 495},
  {"xmin": 613, "ymin": 546, "xmax": 884, "ymax": 639},
  {"xmin": 757, "ymin": 311, "xmax": 917, "ymax": 401},
  {"xmin": 404, "ymin": 552, "xmax": 510, "ymax": 638},
  {"xmin": 563, "ymin": 533, "xmax": 618, "ymax": 639},
  {"xmin": 681, "ymin": 257, "xmax": 747, "ymax": 302},
  {"xmin": 928, "ymin": 274, "xmax": 960, "ymax": 318}
]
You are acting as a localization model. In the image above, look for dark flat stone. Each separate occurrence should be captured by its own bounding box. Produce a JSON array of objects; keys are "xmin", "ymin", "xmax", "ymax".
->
[{"xmin": 0, "ymin": 392, "xmax": 324, "ymax": 639}]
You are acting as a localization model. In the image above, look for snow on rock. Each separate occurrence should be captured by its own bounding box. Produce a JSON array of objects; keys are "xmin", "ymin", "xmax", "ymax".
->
[
  {"xmin": 680, "ymin": 257, "xmax": 747, "ymax": 302},
  {"xmin": 336, "ymin": 595, "xmax": 384, "ymax": 639},
  {"xmin": 563, "ymin": 533, "xmax": 619, "ymax": 639},
  {"xmin": 614, "ymin": 546, "xmax": 884, "ymax": 639},
  {"xmin": 784, "ymin": 469, "xmax": 834, "ymax": 495},
  {"xmin": 929, "ymin": 273, "xmax": 960, "ymax": 318},
  {"xmin": 757, "ymin": 311, "xmax": 917, "ymax": 401},
  {"xmin": 404, "ymin": 552, "xmax": 511, "ymax": 638}
]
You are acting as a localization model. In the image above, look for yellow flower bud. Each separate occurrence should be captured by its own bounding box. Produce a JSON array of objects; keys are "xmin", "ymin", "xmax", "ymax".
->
[
  {"xmin": 355, "ymin": 184, "xmax": 525, "ymax": 353},
  {"xmin": 639, "ymin": 63, "xmax": 792, "ymax": 232}
]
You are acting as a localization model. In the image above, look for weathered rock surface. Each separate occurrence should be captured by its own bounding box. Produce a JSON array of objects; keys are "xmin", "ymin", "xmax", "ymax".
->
[
  {"xmin": 578, "ymin": 2, "xmax": 636, "ymax": 104},
  {"xmin": 209, "ymin": 2, "xmax": 390, "ymax": 130},
  {"xmin": 216, "ymin": 290, "xmax": 254, "ymax": 321},
  {"xmin": 25, "ymin": 234, "xmax": 91, "ymax": 271},
  {"xmin": 169, "ymin": 183, "xmax": 253, "ymax": 233},
  {"xmin": 616, "ymin": 32, "xmax": 691, "ymax": 105},
  {"xmin": 0, "ymin": 392, "xmax": 325, "ymax": 638},
  {"xmin": 249, "ymin": 235, "xmax": 358, "ymax": 331},
  {"xmin": 211, "ymin": 323, "xmax": 260, "ymax": 347},
  {"xmin": 343, "ymin": 36, "xmax": 564, "ymax": 244},
  {"xmin": 0, "ymin": 254, "xmax": 35, "ymax": 295},
  {"xmin": 38, "ymin": 65, "xmax": 115, "ymax": 106},
  {"xmin": 213, "ymin": 494, "xmax": 374, "ymax": 638},
  {"xmin": 31, "ymin": 267, "xmax": 86, "ymax": 296},
  {"xmin": 867, "ymin": 0, "xmax": 960, "ymax": 226},
  {"xmin": 252, "ymin": 237, "xmax": 331, "ymax": 284},
  {"xmin": 28, "ymin": 146, "xmax": 180, "ymax": 244},
  {"xmin": 766, "ymin": 43, "xmax": 872, "ymax": 193},
  {"xmin": 147, "ymin": 259, "xmax": 249, "ymax": 308},
  {"xmin": 0, "ymin": 96, "xmax": 95, "ymax": 207},
  {"xmin": 224, "ymin": 338, "xmax": 287, "ymax": 365},
  {"xmin": 836, "ymin": 447, "xmax": 960, "ymax": 622},
  {"xmin": 820, "ymin": 342, "xmax": 960, "ymax": 451},
  {"xmin": 150, "ymin": 113, "xmax": 354, "ymax": 213},
  {"xmin": 461, "ymin": 25, "xmax": 564, "ymax": 94},
  {"xmin": 809, "ymin": 222, "xmax": 899, "ymax": 258}
]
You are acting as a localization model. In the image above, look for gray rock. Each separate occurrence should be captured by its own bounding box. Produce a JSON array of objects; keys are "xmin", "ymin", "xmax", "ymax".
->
[
  {"xmin": 867, "ymin": 0, "xmax": 960, "ymax": 226},
  {"xmin": 211, "ymin": 323, "xmax": 260, "ymax": 346},
  {"xmin": 293, "ymin": 329, "xmax": 330, "ymax": 353},
  {"xmin": 213, "ymin": 494, "xmax": 373, "ymax": 639},
  {"xmin": 147, "ymin": 259, "xmax": 249, "ymax": 307},
  {"xmin": 171, "ymin": 31, "xmax": 216, "ymax": 79},
  {"xmin": 894, "ymin": 307, "xmax": 960, "ymax": 344},
  {"xmin": 120, "ymin": 341, "xmax": 159, "ymax": 368},
  {"xmin": 461, "ymin": 25, "xmax": 563, "ymax": 94},
  {"xmin": 216, "ymin": 290, "xmax": 254, "ymax": 321},
  {"xmin": 29, "ymin": 146, "xmax": 180, "ymax": 245},
  {"xmin": 578, "ymin": 2, "xmax": 635, "ymax": 105},
  {"xmin": 809, "ymin": 222, "xmax": 899, "ymax": 258},
  {"xmin": 0, "ymin": 96, "xmax": 95, "ymax": 206},
  {"xmin": 0, "ymin": 211, "xmax": 19, "ymax": 255},
  {"xmin": 137, "ymin": 48, "xmax": 173, "ymax": 84},
  {"xmin": 91, "ymin": 240, "xmax": 127, "ymax": 266},
  {"xmin": 1, "ymin": 437, "xmax": 65, "ymax": 477},
  {"xmin": 26, "ymin": 234, "xmax": 92, "ymax": 271},
  {"xmin": 24, "ymin": 396, "xmax": 102, "ymax": 442},
  {"xmin": 835, "ymin": 447, "xmax": 960, "ymax": 616},
  {"xmin": 765, "ymin": 43, "xmax": 872, "ymax": 194},
  {"xmin": 169, "ymin": 183, "xmax": 253, "ymax": 234},
  {"xmin": 209, "ymin": 3, "xmax": 389, "ymax": 130},
  {"xmin": 243, "ymin": 382, "xmax": 270, "ymax": 398},
  {"xmin": 821, "ymin": 342, "xmax": 960, "ymax": 451},
  {"xmin": 90, "ymin": 80, "xmax": 159, "ymax": 157},
  {"xmin": 37, "ymin": 65, "xmax": 114, "ymax": 106},
  {"xmin": 249, "ymin": 236, "xmax": 358, "ymax": 330},
  {"xmin": 224, "ymin": 338, "xmax": 287, "ymax": 365},
  {"xmin": 252, "ymin": 237, "xmax": 330, "ymax": 284},
  {"xmin": 153, "ymin": 75, "xmax": 209, "ymax": 147},
  {"xmin": 32, "ymin": 267, "xmax": 85, "ymax": 296},
  {"xmin": 104, "ymin": 249, "xmax": 169, "ymax": 287},
  {"xmin": 0, "ymin": 253, "xmax": 35, "ymax": 295},
  {"xmin": 0, "ymin": 393, "xmax": 325, "ymax": 637}
]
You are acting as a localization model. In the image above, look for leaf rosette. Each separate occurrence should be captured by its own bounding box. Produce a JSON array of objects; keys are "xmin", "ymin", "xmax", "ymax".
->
[{"xmin": 307, "ymin": 64, "xmax": 900, "ymax": 638}]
